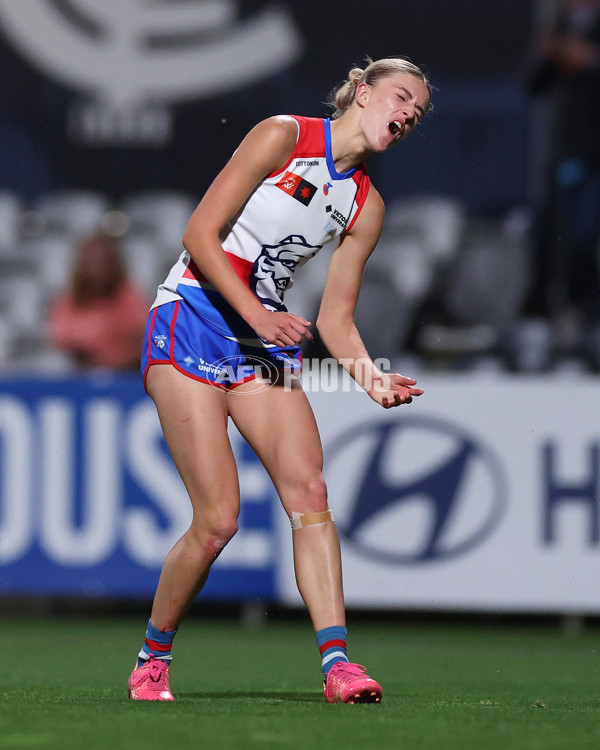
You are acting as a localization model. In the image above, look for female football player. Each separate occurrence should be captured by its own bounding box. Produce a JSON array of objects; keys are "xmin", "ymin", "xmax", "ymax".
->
[{"xmin": 128, "ymin": 56, "xmax": 432, "ymax": 704}]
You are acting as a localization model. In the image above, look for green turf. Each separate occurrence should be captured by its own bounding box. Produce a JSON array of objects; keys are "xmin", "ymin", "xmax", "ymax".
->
[{"xmin": 1, "ymin": 614, "xmax": 600, "ymax": 750}]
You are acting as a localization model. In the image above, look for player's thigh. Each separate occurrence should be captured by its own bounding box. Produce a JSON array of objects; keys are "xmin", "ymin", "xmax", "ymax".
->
[
  {"xmin": 146, "ymin": 364, "xmax": 240, "ymax": 513},
  {"xmin": 226, "ymin": 378, "xmax": 326, "ymax": 513}
]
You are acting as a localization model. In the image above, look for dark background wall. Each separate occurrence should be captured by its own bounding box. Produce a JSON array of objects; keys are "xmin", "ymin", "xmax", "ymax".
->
[{"xmin": 0, "ymin": 0, "xmax": 535, "ymax": 214}]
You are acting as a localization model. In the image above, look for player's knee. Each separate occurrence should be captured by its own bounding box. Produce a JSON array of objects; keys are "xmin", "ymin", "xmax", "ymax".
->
[
  {"xmin": 209, "ymin": 514, "xmax": 239, "ymax": 549},
  {"xmin": 287, "ymin": 472, "xmax": 328, "ymax": 515},
  {"xmin": 204, "ymin": 523, "xmax": 237, "ymax": 562},
  {"xmin": 205, "ymin": 534, "xmax": 230, "ymax": 561},
  {"xmin": 302, "ymin": 473, "xmax": 328, "ymax": 512},
  {"xmin": 189, "ymin": 512, "xmax": 238, "ymax": 558}
]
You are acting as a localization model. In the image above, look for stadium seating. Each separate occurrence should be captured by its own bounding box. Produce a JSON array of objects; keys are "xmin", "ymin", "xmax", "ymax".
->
[{"xmin": 0, "ymin": 187, "xmax": 588, "ymax": 374}]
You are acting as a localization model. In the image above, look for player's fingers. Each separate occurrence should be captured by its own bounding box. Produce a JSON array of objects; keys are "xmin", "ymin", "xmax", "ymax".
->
[
  {"xmin": 279, "ymin": 327, "xmax": 304, "ymax": 347},
  {"xmin": 291, "ymin": 318, "xmax": 313, "ymax": 341},
  {"xmin": 287, "ymin": 325, "xmax": 307, "ymax": 345},
  {"xmin": 382, "ymin": 393, "xmax": 400, "ymax": 409}
]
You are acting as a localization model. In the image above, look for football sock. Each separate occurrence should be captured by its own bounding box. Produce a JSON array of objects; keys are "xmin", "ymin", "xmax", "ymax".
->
[
  {"xmin": 316, "ymin": 625, "xmax": 349, "ymax": 675},
  {"xmin": 137, "ymin": 619, "xmax": 178, "ymax": 668}
]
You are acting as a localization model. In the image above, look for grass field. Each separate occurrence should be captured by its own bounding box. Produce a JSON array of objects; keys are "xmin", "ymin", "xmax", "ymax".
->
[{"xmin": 1, "ymin": 613, "xmax": 600, "ymax": 750}]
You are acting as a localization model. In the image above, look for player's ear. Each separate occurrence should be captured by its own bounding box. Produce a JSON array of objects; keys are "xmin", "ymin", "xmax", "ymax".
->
[{"xmin": 355, "ymin": 81, "xmax": 370, "ymax": 108}]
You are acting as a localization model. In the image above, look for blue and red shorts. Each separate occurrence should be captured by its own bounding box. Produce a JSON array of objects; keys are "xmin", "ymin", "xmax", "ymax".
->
[{"xmin": 141, "ymin": 300, "xmax": 302, "ymax": 390}]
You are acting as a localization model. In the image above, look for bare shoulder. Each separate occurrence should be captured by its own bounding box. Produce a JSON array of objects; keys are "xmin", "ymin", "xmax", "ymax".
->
[
  {"xmin": 364, "ymin": 183, "xmax": 385, "ymax": 221},
  {"xmin": 243, "ymin": 115, "xmax": 299, "ymax": 152}
]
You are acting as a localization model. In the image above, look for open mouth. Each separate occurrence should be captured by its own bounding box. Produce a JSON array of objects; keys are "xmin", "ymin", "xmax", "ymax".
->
[{"xmin": 388, "ymin": 120, "xmax": 403, "ymax": 137}]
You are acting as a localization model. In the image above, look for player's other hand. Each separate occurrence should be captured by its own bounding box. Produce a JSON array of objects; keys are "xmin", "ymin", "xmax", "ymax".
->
[
  {"xmin": 254, "ymin": 310, "xmax": 313, "ymax": 347},
  {"xmin": 367, "ymin": 372, "xmax": 424, "ymax": 409}
]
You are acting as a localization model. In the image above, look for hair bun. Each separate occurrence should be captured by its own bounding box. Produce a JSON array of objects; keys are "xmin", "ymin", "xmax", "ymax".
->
[{"xmin": 348, "ymin": 67, "xmax": 364, "ymax": 86}]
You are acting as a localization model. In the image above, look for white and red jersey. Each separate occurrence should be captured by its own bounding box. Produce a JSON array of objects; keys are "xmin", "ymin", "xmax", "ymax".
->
[{"xmin": 152, "ymin": 116, "xmax": 371, "ymax": 344}]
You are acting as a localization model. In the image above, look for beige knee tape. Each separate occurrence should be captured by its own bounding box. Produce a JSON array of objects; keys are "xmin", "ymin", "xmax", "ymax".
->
[{"xmin": 290, "ymin": 509, "xmax": 334, "ymax": 530}]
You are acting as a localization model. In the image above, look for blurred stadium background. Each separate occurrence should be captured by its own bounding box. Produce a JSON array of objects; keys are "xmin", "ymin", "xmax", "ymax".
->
[{"xmin": 1, "ymin": 0, "xmax": 599, "ymax": 630}]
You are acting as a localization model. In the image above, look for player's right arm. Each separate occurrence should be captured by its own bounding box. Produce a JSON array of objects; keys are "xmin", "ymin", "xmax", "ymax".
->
[{"xmin": 182, "ymin": 116, "xmax": 313, "ymax": 347}]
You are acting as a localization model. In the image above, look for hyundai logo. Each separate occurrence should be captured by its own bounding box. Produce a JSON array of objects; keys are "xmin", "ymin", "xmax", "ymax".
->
[{"xmin": 326, "ymin": 416, "xmax": 507, "ymax": 564}]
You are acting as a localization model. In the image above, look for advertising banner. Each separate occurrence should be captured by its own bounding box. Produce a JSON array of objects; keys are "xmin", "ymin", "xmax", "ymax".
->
[
  {"xmin": 276, "ymin": 372, "xmax": 600, "ymax": 613},
  {"xmin": 3, "ymin": 373, "xmax": 600, "ymax": 613},
  {"xmin": 0, "ymin": 375, "xmax": 277, "ymax": 600}
]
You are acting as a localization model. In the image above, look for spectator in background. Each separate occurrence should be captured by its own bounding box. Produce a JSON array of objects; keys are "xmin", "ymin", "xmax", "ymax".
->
[
  {"xmin": 48, "ymin": 231, "xmax": 149, "ymax": 371},
  {"xmin": 528, "ymin": 0, "xmax": 600, "ymax": 363}
]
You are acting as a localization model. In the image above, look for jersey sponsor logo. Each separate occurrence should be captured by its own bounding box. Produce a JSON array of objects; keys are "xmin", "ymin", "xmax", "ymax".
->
[
  {"xmin": 275, "ymin": 171, "xmax": 317, "ymax": 206},
  {"xmin": 295, "ymin": 160, "xmax": 319, "ymax": 167},
  {"xmin": 331, "ymin": 208, "xmax": 348, "ymax": 228},
  {"xmin": 197, "ymin": 357, "xmax": 227, "ymax": 377},
  {"xmin": 323, "ymin": 182, "xmax": 332, "ymax": 195}
]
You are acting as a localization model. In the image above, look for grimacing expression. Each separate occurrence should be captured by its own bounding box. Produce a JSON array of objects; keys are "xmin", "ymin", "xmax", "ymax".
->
[{"xmin": 358, "ymin": 72, "xmax": 430, "ymax": 152}]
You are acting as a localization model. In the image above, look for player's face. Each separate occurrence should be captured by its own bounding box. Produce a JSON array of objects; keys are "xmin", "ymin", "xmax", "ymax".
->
[{"xmin": 358, "ymin": 72, "xmax": 430, "ymax": 152}]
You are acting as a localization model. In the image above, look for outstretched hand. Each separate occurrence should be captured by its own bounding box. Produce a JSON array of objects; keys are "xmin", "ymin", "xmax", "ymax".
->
[
  {"xmin": 253, "ymin": 310, "xmax": 313, "ymax": 348},
  {"xmin": 367, "ymin": 372, "xmax": 424, "ymax": 409}
]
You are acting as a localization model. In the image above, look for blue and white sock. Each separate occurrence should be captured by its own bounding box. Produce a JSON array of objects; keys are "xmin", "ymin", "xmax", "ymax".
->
[
  {"xmin": 137, "ymin": 620, "xmax": 178, "ymax": 668},
  {"xmin": 316, "ymin": 625, "xmax": 349, "ymax": 675}
]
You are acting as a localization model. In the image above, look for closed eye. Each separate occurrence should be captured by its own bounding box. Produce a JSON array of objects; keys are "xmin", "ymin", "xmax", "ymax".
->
[{"xmin": 394, "ymin": 85, "xmax": 426, "ymax": 122}]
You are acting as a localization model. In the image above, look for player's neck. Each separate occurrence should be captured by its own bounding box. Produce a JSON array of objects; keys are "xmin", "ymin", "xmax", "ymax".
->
[{"xmin": 329, "ymin": 114, "xmax": 372, "ymax": 172}]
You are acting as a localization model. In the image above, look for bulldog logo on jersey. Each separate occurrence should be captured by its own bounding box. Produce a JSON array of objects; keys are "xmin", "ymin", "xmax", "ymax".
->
[
  {"xmin": 275, "ymin": 171, "xmax": 317, "ymax": 206},
  {"xmin": 251, "ymin": 234, "xmax": 321, "ymax": 310}
]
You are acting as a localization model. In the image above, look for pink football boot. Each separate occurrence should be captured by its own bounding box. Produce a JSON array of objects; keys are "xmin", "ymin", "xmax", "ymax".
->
[
  {"xmin": 127, "ymin": 656, "xmax": 175, "ymax": 701},
  {"xmin": 323, "ymin": 662, "xmax": 382, "ymax": 704}
]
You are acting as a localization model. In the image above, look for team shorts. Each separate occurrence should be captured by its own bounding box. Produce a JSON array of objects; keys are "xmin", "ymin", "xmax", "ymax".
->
[{"xmin": 141, "ymin": 300, "xmax": 302, "ymax": 390}]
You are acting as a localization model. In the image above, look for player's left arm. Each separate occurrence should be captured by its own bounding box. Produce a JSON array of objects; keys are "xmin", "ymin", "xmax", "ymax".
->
[{"xmin": 316, "ymin": 185, "xmax": 423, "ymax": 409}]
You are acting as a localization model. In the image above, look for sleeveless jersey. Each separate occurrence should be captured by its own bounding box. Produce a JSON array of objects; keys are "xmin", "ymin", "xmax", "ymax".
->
[{"xmin": 151, "ymin": 116, "xmax": 371, "ymax": 345}]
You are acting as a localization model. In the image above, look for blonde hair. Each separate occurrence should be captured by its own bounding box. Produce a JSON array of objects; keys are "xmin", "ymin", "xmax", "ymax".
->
[{"xmin": 328, "ymin": 56, "xmax": 433, "ymax": 120}]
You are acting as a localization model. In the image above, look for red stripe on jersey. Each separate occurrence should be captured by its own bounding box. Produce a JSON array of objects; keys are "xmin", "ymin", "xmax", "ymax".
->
[
  {"xmin": 266, "ymin": 116, "xmax": 325, "ymax": 179},
  {"xmin": 293, "ymin": 116, "xmax": 326, "ymax": 157},
  {"xmin": 183, "ymin": 258, "xmax": 207, "ymax": 282},
  {"xmin": 226, "ymin": 252, "xmax": 254, "ymax": 287},
  {"xmin": 318, "ymin": 638, "xmax": 347, "ymax": 655},
  {"xmin": 144, "ymin": 638, "xmax": 172, "ymax": 652},
  {"xmin": 344, "ymin": 165, "xmax": 371, "ymax": 234},
  {"xmin": 182, "ymin": 253, "xmax": 253, "ymax": 287}
]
